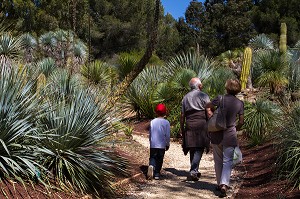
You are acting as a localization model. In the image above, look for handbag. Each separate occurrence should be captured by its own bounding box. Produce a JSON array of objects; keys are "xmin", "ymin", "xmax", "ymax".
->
[
  {"xmin": 233, "ymin": 146, "xmax": 243, "ymax": 166},
  {"xmin": 207, "ymin": 95, "xmax": 227, "ymax": 132}
]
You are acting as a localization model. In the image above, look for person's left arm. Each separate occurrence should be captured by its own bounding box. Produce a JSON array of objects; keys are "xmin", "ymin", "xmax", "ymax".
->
[
  {"xmin": 204, "ymin": 95, "xmax": 214, "ymax": 119},
  {"xmin": 165, "ymin": 121, "xmax": 171, "ymax": 151},
  {"xmin": 236, "ymin": 101, "xmax": 244, "ymax": 131}
]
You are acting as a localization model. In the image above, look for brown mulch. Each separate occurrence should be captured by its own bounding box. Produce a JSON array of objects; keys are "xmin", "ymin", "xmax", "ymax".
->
[{"xmin": 234, "ymin": 136, "xmax": 300, "ymax": 199}]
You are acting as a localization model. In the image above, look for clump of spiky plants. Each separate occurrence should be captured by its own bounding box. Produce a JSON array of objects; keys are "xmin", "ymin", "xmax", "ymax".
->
[
  {"xmin": 0, "ymin": 66, "xmax": 49, "ymax": 195},
  {"xmin": 36, "ymin": 85, "xmax": 129, "ymax": 198},
  {"xmin": 277, "ymin": 102, "xmax": 300, "ymax": 190},
  {"xmin": 243, "ymin": 99, "xmax": 282, "ymax": 146}
]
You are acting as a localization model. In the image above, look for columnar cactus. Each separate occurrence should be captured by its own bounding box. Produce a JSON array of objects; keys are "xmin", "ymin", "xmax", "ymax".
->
[
  {"xmin": 279, "ymin": 23, "xmax": 287, "ymax": 54},
  {"xmin": 240, "ymin": 47, "xmax": 252, "ymax": 90}
]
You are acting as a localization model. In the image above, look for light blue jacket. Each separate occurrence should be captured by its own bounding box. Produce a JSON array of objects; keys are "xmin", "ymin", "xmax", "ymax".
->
[{"xmin": 149, "ymin": 118, "xmax": 170, "ymax": 149}]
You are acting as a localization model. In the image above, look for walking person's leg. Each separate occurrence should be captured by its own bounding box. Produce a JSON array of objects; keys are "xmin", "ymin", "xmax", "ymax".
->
[
  {"xmin": 148, "ymin": 148, "xmax": 159, "ymax": 179},
  {"xmin": 154, "ymin": 149, "xmax": 165, "ymax": 179},
  {"xmin": 212, "ymin": 144, "xmax": 223, "ymax": 186},
  {"xmin": 188, "ymin": 147, "xmax": 204, "ymax": 180},
  {"xmin": 219, "ymin": 146, "xmax": 235, "ymax": 196}
]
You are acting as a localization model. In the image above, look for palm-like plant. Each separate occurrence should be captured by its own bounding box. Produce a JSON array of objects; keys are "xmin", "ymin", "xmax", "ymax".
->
[
  {"xmin": 203, "ymin": 67, "xmax": 235, "ymax": 98},
  {"xmin": 243, "ymin": 99, "xmax": 282, "ymax": 146},
  {"xmin": 21, "ymin": 33, "xmax": 37, "ymax": 63},
  {"xmin": 249, "ymin": 34, "xmax": 275, "ymax": 51},
  {"xmin": 165, "ymin": 50, "xmax": 214, "ymax": 81},
  {"xmin": 35, "ymin": 57, "xmax": 57, "ymax": 78},
  {"xmin": 288, "ymin": 40, "xmax": 300, "ymax": 92},
  {"xmin": 277, "ymin": 102, "xmax": 300, "ymax": 189},
  {"xmin": 252, "ymin": 50, "xmax": 289, "ymax": 94},
  {"xmin": 121, "ymin": 65, "xmax": 168, "ymax": 119},
  {"xmin": 81, "ymin": 60, "xmax": 118, "ymax": 93},
  {"xmin": 45, "ymin": 68, "xmax": 82, "ymax": 100},
  {"xmin": 155, "ymin": 68, "xmax": 196, "ymax": 103},
  {"xmin": 72, "ymin": 40, "xmax": 88, "ymax": 66},
  {"xmin": 116, "ymin": 52, "xmax": 140, "ymax": 80},
  {"xmin": 0, "ymin": 32, "xmax": 23, "ymax": 67},
  {"xmin": 36, "ymin": 90, "xmax": 128, "ymax": 197},
  {"xmin": 218, "ymin": 49, "xmax": 243, "ymax": 68},
  {"xmin": 0, "ymin": 66, "xmax": 46, "ymax": 192},
  {"xmin": 39, "ymin": 31, "xmax": 57, "ymax": 59}
]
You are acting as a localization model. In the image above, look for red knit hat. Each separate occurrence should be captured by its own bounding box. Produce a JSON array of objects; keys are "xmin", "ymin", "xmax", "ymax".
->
[{"xmin": 155, "ymin": 103, "xmax": 167, "ymax": 115}]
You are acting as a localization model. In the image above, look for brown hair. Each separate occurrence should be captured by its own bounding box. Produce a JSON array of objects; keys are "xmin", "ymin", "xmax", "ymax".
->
[{"xmin": 225, "ymin": 79, "xmax": 241, "ymax": 95}]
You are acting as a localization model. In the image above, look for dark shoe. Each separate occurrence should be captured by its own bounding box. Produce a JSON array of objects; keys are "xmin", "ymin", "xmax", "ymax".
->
[
  {"xmin": 219, "ymin": 184, "xmax": 228, "ymax": 198},
  {"xmin": 154, "ymin": 173, "xmax": 160, "ymax": 180},
  {"xmin": 186, "ymin": 174, "xmax": 199, "ymax": 181},
  {"xmin": 147, "ymin": 165, "xmax": 154, "ymax": 180},
  {"xmin": 215, "ymin": 185, "xmax": 221, "ymax": 191},
  {"xmin": 196, "ymin": 173, "xmax": 201, "ymax": 178}
]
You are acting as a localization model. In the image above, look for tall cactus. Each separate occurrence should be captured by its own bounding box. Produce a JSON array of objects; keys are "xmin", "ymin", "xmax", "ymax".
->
[
  {"xmin": 240, "ymin": 47, "xmax": 252, "ymax": 90},
  {"xmin": 279, "ymin": 22, "xmax": 287, "ymax": 54}
]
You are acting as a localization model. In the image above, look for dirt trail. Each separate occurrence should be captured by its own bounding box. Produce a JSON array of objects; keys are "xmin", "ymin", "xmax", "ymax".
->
[{"xmin": 124, "ymin": 134, "xmax": 240, "ymax": 199}]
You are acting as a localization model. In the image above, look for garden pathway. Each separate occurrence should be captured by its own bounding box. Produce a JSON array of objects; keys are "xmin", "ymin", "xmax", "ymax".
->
[{"xmin": 123, "ymin": 134, "xmax": 241, "ymax": 199}]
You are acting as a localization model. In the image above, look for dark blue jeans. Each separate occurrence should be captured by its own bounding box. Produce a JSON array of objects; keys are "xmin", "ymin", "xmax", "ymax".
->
[
  {"xmin": 189, "ymin": 147, "xmax": 204, "ymax": 175},
  {"xmin": 149, "ymin": 148, "xmax": 166, "ymax": 176}
]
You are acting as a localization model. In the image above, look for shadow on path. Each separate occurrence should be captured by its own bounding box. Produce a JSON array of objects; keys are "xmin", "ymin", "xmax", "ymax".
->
[
  {"xmin": 164, "ymin": 167, "xmax": 220, "ymax": 196},
  {"xmin": 164, "ymin": 167, "xmax": 189, "ymax": 177}
]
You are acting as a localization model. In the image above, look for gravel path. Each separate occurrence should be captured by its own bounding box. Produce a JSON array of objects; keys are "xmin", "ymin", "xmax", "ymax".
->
[{"xmin": 124, "ymin": 134, "xmax": 240, "ymax": 199}]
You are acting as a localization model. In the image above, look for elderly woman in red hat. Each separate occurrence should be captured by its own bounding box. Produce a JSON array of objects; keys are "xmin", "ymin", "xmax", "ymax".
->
[{"xmin": 147, "ymin": 103, "xmax": 170, "ymax": 180}]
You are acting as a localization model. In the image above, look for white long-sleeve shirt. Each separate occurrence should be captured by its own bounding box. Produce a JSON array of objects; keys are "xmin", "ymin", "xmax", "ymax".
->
[{"xmin": 149, "ymin": 118, "xmax": 170, "ymax": 149}]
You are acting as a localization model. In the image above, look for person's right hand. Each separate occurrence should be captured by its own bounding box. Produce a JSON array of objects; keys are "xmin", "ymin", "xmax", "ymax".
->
[
  {"xmin": 205, "ymin": 147, "xmax": 210, "ymax": 154},
  {"xmin": 165, "ymin": 146, "xmax": 169, "ymax": 151},
  {"xmin": 176, "ymin": 132, "xmax": 182, "ymax": 138}
]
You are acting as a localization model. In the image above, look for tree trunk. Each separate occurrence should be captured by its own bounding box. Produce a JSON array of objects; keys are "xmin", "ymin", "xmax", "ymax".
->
[{"xmin": 107, "ymin": 0, "xmax": 160, "ymax": 107}]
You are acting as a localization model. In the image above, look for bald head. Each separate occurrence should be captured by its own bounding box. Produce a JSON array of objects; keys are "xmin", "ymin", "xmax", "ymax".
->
[{"xmin": 189, "ymin": 77, "xmax": 202, "ymax": 90}]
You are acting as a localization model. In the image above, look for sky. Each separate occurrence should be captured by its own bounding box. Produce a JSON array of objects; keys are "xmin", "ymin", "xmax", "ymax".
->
[{"xmin": 161, "ymin": 0, "xmax": 204, "ymax": 20}]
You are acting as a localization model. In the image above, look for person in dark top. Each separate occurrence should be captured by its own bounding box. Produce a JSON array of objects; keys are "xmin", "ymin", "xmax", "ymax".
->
[
  {"xmin": 180, "ymin": 77, "xmax": 213, "ymax": 181},
  {"xmin": 206, "ymin": 79, "xmax": 244, "ymax": 197}
]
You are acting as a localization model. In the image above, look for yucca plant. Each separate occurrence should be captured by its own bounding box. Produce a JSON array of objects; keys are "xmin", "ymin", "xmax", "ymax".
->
[
  {"xmin": 288, "ymin": 41, "xmax": 300, "ymax": 92},
  {"xmin": 36, "ymin": 89, "xmax": 128, "ymax": 197},
  {"xmin": 0, "ymin": 66, "xmax": 47, "ymax": 194},
  {"xmin": 277, "ymin": 102, "xmax": 300, "ymax": 190},
  {"xmin": 252, "ymin": 50, "xmax": 289, "ymax": 94},
  {"xmin": 44, "ymin": 68, "xmax": 82, "ymax": 100},
  {"xmin": 243, "ymin": 99, "xmax": 282, "ymax": 146},
  {"xmin": 35, "ymin": 57, "xmax": 57, "ymax": 78},
  {"xmin": 116, "ymin": 52, "xmax": 140, "ymax": 80},
  {"xmin": 0, "ymin": 32, "xmax": 23, "ymax": 67},
  {"xmin": 39, "ymin": 31, "xmax": 57, "ymax": 59},
  {"xmin": 249, "ymin": 34, "xmax": 275, "ymax": 51},
  {"xmin": 81, "ymin": 60, "xmax": 118, "ymax": 94},
  {"xmin": 202, "ymin": 67, "xmax": 235, "ymax": 99},
  {"xmin": 21, "ymin": 33, "xmax": 37, "ymax": 63},
  {"xmin": 165, "ymin": 50, "xmax": 214, "ymax": 81},
  {"xmin": 72, "ymin": 40, "xmax": 88, "ymax": 67},
  {"xmin": 121, "ymin": 65, "xmax": 168, "ymax": 119}
]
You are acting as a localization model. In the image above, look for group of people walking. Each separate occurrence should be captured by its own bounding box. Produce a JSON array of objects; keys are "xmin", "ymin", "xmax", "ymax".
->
[{"xmin": 147, "ymin": 77, "xmax": 244, "ymax": 198}]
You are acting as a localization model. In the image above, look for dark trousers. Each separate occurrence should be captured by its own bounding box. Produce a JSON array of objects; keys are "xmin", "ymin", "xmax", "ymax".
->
[
  {"xmin": 189, "ymin": 147, "xmax": 204, "ymax": 175},
  {"xmin": 149, "ymin": 148, "xmax": 165, "ymax": 176}
]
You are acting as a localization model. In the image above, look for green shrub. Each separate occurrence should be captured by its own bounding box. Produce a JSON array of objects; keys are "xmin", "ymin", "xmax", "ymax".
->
[
  {"xmin": 124, "ymin": 125, "xmax": 134, "ymax": 137},
  {"xmin": 0, "ymin": 67, "xmax": 47, "ymax": 193},
  {"xmin": 37, "ymin": 89, "xmax": 128, "ymax": 197},
  {"xmin": 243, "ymin": 99, "xmax": 282, "ymax": 146},
  {"xmin": 277, "ymin": 102, "xmax": 300, "ymax": 190},
  {"xmin": 166, "ymin": 104, "xmax": 181, "ymax": 138}
]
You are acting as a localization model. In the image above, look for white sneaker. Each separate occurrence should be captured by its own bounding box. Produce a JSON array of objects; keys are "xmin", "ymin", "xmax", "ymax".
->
[{"xmin": 147, "ymin": 165, "xmax": 154, "ymax": 180}]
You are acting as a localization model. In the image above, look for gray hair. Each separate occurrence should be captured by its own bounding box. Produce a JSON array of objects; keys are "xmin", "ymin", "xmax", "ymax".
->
[{"xmin": 189, "ymin": 77, "xmax": 202, "ymax": 89}]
